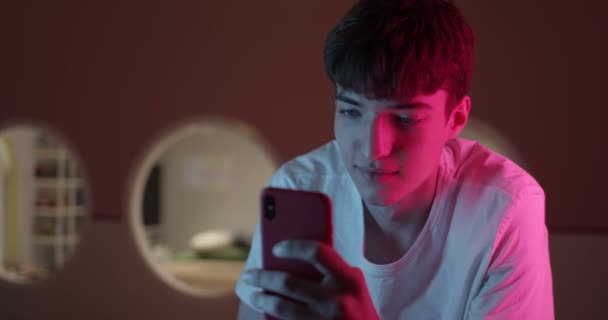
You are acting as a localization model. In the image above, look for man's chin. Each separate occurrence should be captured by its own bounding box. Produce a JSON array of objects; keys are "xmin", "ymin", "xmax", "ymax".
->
[{"xmin": 362, "ymin": 190, "xmax": 400, "ymax": 207}]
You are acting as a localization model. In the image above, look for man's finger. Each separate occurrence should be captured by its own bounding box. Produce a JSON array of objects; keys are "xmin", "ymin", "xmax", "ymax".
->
[
  {"xmin": 251, "ymin": 291, "xmax": 323, "ymax": 320},
  {"xmin": 246, "ymin": 269, "xmax": 335, "ymax": 306},
  {"xmin": 273, "ymin": 240, "xmax": 356, "ymax": 285}
]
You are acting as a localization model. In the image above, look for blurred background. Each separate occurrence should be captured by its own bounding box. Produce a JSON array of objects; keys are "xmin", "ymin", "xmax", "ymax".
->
[{"xmin": 0, "ymin": 0, "xmax": 606, "ymax": 319}]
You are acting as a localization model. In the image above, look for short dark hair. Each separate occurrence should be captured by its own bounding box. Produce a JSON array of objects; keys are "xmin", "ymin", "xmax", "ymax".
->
[{"xmin": 323, "ymin": 0, "xmax": 474, "ymax": 113}]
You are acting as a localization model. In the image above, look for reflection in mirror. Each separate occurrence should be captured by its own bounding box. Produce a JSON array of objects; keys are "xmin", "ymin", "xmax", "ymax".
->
[
  {"xmin": 0, "ymin": 125, "xmax": 89, "ymax": 284},
  {"xmin": 134, "ymin": 120, "xmax": 278, "ymax": 296},
  {"xmin": 460, "ymin": 117, "xmax": 526, "ymax": 167}
]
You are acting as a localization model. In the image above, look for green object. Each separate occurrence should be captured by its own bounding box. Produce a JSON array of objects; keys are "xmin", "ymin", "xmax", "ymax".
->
[
  {"xmin": 195, "ymin": 244, "xmax": 250, "ymax": 261},
  {"xmin": 174, "ymin": 244, "xmax": 251, "ymax": 262}
]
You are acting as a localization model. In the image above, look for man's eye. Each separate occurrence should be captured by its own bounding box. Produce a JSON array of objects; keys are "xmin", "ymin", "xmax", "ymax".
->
[
  {"xmin": 394, "ymin": 116, "xmax": 420, "ymax": 127},
  {"xmin": 339, "ymin": 109, "xmax": 361, "ymax": 118}
]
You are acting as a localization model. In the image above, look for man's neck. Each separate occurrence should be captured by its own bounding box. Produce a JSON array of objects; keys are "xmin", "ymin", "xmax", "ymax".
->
[
  {"xmin": 361, "ymin": 168, "xmax": 440, "ymax": 264},
  {"xmin": 363, "ymin": 166, "xmax": 440, "ymax": 236}
]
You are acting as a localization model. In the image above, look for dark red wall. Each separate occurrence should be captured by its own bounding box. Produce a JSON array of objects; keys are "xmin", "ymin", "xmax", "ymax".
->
[{"xmin": 1, "ymin": 0, "xmax": 606, "ymax": 229}]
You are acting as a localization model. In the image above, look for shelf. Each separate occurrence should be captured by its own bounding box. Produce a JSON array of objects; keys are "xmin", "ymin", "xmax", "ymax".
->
[
  {"xmin": 35, "ymin": 206, "xmax": 87, "ymax": 217},
  {"xmin": 35, "ymin": 178, "xmax": 83, "ymax": 189},
  {"xmin": 32, "ymin": 235, "xmax": 79, "ymax": 246},
  {"xmin": 30, "ymin": 133, "xmax": 86, "ymax": 271},
  {"xmin": 35, "ymin": 148, "xmax": 70, "ymax": 160},
  {"xmin": 163, "ymin": 260, "xmax": 245, "ymax": 291}
]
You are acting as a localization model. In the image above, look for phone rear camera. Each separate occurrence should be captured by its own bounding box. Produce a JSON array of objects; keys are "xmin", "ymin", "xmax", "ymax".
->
[{"xmin": 264, "ymin": 196, "xmax": 276, "ymax": 220}]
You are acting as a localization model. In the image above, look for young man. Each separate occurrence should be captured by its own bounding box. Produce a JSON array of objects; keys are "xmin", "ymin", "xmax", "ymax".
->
[{"xmin": 236, "ymin": 0, "xmax": 554, "ymax": 319}]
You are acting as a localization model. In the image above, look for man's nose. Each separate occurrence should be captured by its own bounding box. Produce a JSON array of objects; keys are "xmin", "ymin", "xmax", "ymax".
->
[{"xmin": 364, "ymin": 114, "xmax": 395, "ymax": 160}]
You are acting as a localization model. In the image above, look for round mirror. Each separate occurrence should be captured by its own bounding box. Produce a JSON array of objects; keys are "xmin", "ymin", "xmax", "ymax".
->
[
  {"xmin": 0, "ymin": 125, "xmax": 90, "ymax": 284},
  {"xmin": 131, "ymin": 119, "xmax": 278, "ymax": 296}
]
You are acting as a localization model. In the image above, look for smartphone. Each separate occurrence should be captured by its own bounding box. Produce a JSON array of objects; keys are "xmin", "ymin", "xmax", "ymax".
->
[{"xmin": 260, "ymin": 187, "xmax": 333, "ymax": 319}]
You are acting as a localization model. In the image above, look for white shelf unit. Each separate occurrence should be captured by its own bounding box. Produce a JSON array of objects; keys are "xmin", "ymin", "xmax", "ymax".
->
[{"xmin": 31, "ymin": 134, "xmax": 86, "ymax": 271}]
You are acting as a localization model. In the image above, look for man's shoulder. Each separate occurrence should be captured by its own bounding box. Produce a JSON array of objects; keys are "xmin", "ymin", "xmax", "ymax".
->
[
  {"xmin": 269, "ymin": 140, "xmax": 347, "ymax": 189},
  {"xmin": 444, "ymin": 138, "xmax": 543, "ymax": 198},
  {"xmin": 279, "ymin": 140, "xmax": 344, "ymax": 176}
]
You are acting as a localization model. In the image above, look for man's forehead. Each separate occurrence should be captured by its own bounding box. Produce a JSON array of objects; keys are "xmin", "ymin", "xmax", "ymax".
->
[{"xmin": 335, "ymin": 85, "xmax": 446, "ymax": 107}]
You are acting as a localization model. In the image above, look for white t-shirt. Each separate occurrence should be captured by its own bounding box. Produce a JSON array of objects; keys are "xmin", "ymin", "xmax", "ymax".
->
[{"xmin": 235, "ymin": 138, "xmax": 554, "ymax": 319}]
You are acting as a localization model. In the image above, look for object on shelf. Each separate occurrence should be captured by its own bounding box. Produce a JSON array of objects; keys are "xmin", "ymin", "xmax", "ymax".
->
[
  {"xmin": 188, "ymin": 229, "xmax": 250, "ymax": 261},
  {"xmin": 28, "ymin": 131, "xmax": 88, "ymax": 272}
]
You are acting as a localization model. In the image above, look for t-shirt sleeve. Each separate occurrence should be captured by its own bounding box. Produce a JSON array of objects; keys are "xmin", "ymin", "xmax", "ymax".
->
[
  {"xmin": 234, "ymin": 167, "xmax": 297, "ymax": 312},
  {"xmin": 467, "ymin": 187, "xmax": 554, "ymax": 319},
  {"xmin": 234, "ymin": 215, "xmax": 264, "ymax": 313}
]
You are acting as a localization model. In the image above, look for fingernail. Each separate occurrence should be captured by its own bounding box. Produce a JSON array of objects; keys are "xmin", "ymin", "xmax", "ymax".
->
[
  {"xmin": 273, "ymin": 242, "xmax": 287, "ymax": 256},
  {"xmin": 242, "ymin": 271, "xmax": 255, "ymax": 283}
]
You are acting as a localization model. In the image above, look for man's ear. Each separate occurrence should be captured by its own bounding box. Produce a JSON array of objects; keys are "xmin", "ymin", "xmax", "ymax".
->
[{"xmin": 447, "ymin": 95, "xmax": 471, "ymax": 139}]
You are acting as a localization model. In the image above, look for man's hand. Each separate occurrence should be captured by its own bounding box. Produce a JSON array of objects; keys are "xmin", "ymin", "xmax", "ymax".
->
[{"xmin": 242, "ymin": 240, "xmax": 379, "ymax": 320}]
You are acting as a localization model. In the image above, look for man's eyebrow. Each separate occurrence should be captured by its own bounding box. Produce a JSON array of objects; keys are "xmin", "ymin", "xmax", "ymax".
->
[
  {"xmin": 336, "ymin": 94, "xmax": 432, "ymax": 110},
  {"xmin": 335, "ymin": 95, "xmax": 361, "ymax": 106},
  {"xmin": 387, "ymin": 102, "xmax": 432, "ymax": 110}
]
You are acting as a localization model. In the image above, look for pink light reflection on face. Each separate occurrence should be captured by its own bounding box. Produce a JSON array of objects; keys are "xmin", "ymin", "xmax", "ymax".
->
[{"xmin": 333, "ymin": 87, "xmax": 457, "ymax": 208}]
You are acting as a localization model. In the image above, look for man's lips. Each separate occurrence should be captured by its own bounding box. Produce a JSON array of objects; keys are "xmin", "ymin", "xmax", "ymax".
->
[
  {"xmin": 354, "ymin": 165, "xmax": 400, "ymax": 175},
  {"xmin": 368, "ymin": 169, "xmax": 399, "ymax": 174}
]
